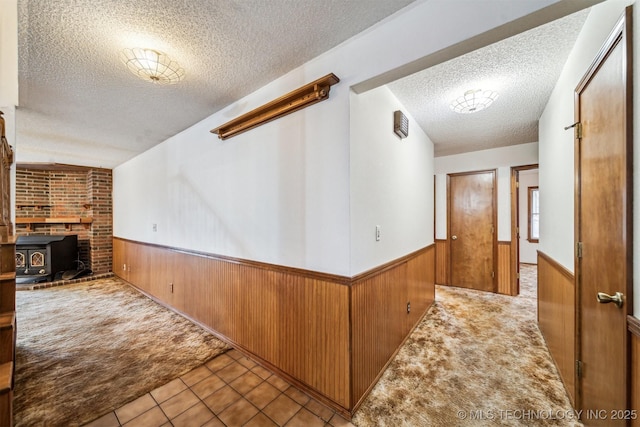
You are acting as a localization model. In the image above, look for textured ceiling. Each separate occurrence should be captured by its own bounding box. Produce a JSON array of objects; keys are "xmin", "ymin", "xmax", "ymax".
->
[
  {"xmin": 17, "ymin": 0, "xmax": 415, "ymax": 168},
  {"xmin": 387, "ymin": 9, "xmax": 589, "ymax": 157},
  {"xmin": 17, "ymin": 1, "xmax": 591, "ymax": 167}
]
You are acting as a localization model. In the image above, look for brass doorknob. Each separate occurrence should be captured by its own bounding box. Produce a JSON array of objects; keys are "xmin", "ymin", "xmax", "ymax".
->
[
  {"xmin": 597, "ymin": 291, "xmax": 624, "ymax": 308},
  {"xmin": 451, "ymin": 235, "xmax": 458, "ymax": 240}
]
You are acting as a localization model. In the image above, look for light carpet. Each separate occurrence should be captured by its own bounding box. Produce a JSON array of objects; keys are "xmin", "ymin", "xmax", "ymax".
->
[
  {"xmin": 14, "ymin": 277, "xmax": 229, "ymax": 427},
  {"xmin": 353, "ymin": 264, "xmax": 580, "ymax": 426}
]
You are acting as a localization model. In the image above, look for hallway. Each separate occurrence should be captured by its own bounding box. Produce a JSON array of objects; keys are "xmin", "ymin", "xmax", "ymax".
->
[
  {"xmin": 83, "ymin": 264, "xmax": 576, "ymax": 426},
  {"xmin": 354, "ymin": 264, "xmax": 578, "ymax": 426}
]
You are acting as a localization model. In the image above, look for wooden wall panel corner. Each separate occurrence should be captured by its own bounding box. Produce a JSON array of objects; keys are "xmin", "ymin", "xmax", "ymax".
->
[
  {"xmin": 537, "ymin": 251, "xmax": 575, "ymax": 405},
  {"xmin": 351, "ymin": 263, "xmax": 406, "ymax": 407},
  {"xmin": 350, "ymin": 246, "xmax": 435, "ymax": 411},
  {"xmin": 112, "ymin": 238, "xmax": 354, "ymax": 412},
  {"xmin": 113, "ymin": 238, "xmax": 435, "ymax": 415}
]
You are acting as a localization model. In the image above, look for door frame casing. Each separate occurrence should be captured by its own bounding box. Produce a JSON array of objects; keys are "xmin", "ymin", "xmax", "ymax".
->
[
  {"xmin": 447, "ymin": 169, "xmax": 497, "ymax": 292},
  {"xmin": 574, "ymin": 7, "xmax": 633, "ymax": 412},
  {"xmin": 510, "ymin": 164, "xmax": 539, "ymax": 296}
]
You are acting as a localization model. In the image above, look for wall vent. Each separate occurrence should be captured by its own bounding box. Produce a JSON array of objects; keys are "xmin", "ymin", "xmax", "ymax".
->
[{"xmin": 394, "ymin": 110, "xmax": 409, "ymax": 139}]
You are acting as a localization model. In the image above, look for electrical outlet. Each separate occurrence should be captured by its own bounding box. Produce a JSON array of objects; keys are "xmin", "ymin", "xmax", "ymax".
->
[
  {"xmin": 407, "ymin": 302, "xmax": 411, "ymax": 313},
  {"xmin": 152, "ymin": 223, "xmax": 158, "ymax": 232},
  {"xmin": 376, "ymin": 225, "xmax": 381, "ymax": 241},
  {"xmin": 123, "ymin": 263, "xmax": 126, "ymax": 271}
]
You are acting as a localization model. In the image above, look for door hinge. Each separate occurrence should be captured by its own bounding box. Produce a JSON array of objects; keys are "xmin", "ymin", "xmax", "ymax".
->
[
  {"xmin": 565, "ymin": 121, "xmax": 582, "ymax": 139},
  {"xmin": 576, "ymin": 242, "xmax": 583, "ymax": 258},
  {"xmin": 491, "ymin": 271, "xmax": 495, "ymax": 279},
  {"xmin": 576, "ymin": 360, "xmax": 583, "ymax": 379},
  {"xmin": 491, "ymin": 225, "xmax": 495, "ymax": 234},
  {"xmin": 517, "ymin": 272, "xmax": 520, "ymax": 279},
  {"xmin": 516, "ymin": 181, "xmax": 520, "ymax": 189}
]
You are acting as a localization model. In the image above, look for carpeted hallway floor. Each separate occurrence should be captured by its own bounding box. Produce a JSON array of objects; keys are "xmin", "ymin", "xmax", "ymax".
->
[{"xmin": 353, "ymin": 264, "xmax": 581, "ymax": 426}]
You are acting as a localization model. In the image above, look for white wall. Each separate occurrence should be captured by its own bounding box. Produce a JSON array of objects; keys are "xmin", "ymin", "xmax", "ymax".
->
[
  {"xmin": 113, "ymin": 1, "xmax": 567, "ymax": 276},
  {"xmin": 538, "ymin": 0, "xmax": 633, "ymax": 272},
  {"xmin": 519, "ymin": 169, "xmax": 539, "ymax": 264},
  {"xmin": 350, "ymin": 86, "xmax": 434, "ymax": 274},
  {"xmin": 0, "ymin": 0, "xmax": 17, "ymax": 223},
  {"xmin": 539, "ymin": 0, "xmax": 640, "ymax": 316},
  {"xmin": 114, "ymin": 95, "xmax": 351, "ymax": 275},
  {"xmin": 0, "ymin": 106, "xmax": 16, "ymax": 222},
  {"xmin": 434, "ymin": 142, "xmax": 538, "ymax": 241},
  {"xmin": 0, "ymin": 0, "xmax": 18, "ymax": 108}
]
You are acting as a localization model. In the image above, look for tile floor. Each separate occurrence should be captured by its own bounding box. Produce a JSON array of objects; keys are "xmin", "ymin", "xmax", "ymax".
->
[{"xmin": 84, "ymin": 349, "xmax": 355, "ymax": 427}]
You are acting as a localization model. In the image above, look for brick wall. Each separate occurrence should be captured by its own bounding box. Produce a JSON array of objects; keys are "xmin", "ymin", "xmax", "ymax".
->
[
  {"xmin": 15, "ymin": 169, "xmax": 49, "ymax": 216},
  {"xmin": 87, "ymin": 169, "xmax": 113, "ymax": 274},
  {"xmin": 15, "ymin": 167, "xmax": 113, "ymax": 274}
]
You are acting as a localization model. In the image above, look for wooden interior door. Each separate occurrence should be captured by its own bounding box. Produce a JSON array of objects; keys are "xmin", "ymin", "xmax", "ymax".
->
[
  {"xmin": 576, "ymin": 10, "xmax": 632, "ymax": 424},
  {"xmin": 448, "ymin": 170, "xmax": 496, "ymax": 292}
]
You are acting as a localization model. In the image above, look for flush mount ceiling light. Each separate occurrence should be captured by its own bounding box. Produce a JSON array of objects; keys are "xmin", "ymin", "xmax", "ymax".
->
[
  {"xmin": 120, "ymin": 48, "xmax": 185, "ymax": 85},
  {"xmin": 450, "ymin": 89, "xmax": 499, "ymax": 114}
]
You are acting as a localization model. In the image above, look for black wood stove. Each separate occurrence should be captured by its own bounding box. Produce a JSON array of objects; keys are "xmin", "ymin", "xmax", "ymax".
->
[{"xmin": 16, "ymin": 235, "xmax": 78, "ymax": 284}]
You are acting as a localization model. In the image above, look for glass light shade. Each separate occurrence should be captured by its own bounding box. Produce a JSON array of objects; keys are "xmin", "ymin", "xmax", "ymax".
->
[
  {"xmin": 450, "ymin": 89, "xmax": 499, "ymax": 114},
  {"xmin": 121, "ymin": 48, "xmax": 185, "ymax": 85}
]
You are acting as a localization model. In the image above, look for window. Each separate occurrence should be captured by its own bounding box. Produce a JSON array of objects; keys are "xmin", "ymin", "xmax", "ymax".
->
[{"xmin": 528, "ymin": 186, "xmax": 539, "ymax": 243}]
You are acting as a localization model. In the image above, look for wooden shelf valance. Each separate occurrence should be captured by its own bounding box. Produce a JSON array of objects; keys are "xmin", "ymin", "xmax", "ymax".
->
[
  {"xmin": 16, "ymin": 217, "xmax": 93, "ymax": 231},
  {"xmin": 211, "ymin": 73, "xmax": 340, "ymax": 140}
]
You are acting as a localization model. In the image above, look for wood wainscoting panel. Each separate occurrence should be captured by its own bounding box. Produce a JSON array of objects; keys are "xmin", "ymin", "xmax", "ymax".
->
[
  {"xmin": 406, "ymin": 245, "xmax": 435, "ymax": 333},
  {"xmin": 497, "ymin": 241, "xmax": 512, "ymax": 295},
  {"xmin": 537, "ymin": 251, "xmax": 575, "ymax": 405},
  {"xmin": 351, "ymin": 263, "xmax": 406, "ymax": 408},
  {"xmin": 112, "ymin": 238, "xmax": 435, "ymax": 415},
  {"xmin": 435, "ymin": 239, "xmax": 448, "ymax": 285},
  {"xmin": 351, "ymin": 247, "xmax": 435, "ymax": 410},
  {"xmin": 112, "ymin": 237, "xmax": 125, "ymax": 279},
  {"xmin": 113, "ymin": 238, "xmax": 351, "ymax": 410},
  {"xmin": 629, "ymin": 316, "xmax": 640, "ymax": 425}
]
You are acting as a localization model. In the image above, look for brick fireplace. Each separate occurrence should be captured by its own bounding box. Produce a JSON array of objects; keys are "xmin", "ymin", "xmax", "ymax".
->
[{"xmin": 15, "ymin": 165, "xmax": 112, "ymax": 275}]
